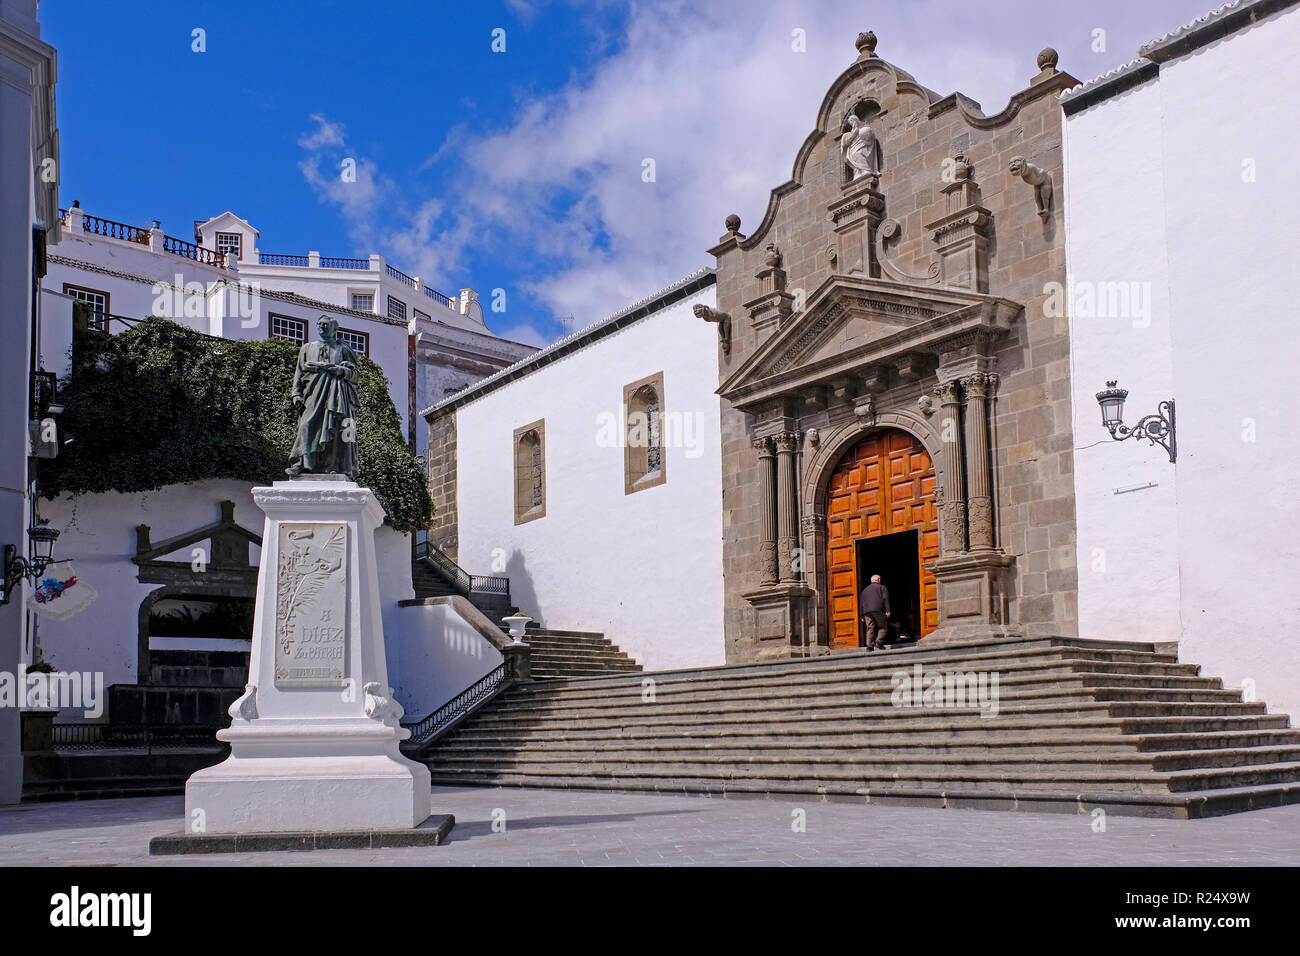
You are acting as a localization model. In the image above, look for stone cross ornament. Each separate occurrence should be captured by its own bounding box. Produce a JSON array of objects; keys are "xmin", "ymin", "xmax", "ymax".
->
[{"xmin": 285, "ymin": 315, "xmax": 360, "ymax": 479}]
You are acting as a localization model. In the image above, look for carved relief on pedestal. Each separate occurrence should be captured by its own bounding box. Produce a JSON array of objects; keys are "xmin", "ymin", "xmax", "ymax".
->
[{"xmin": 274, "ymin": 522, "xmax": 348, "ymax": 688}]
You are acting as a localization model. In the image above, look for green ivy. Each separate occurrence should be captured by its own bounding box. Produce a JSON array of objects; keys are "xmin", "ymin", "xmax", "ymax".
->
[{"xmin": 42, "ymin": 317, "xmax": 432, "ymax": 533}]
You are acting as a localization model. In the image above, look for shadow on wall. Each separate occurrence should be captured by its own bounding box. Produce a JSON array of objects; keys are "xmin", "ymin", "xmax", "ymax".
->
[{"xmin": 505, "ymin": 549, "xmax": 541, "ymax": 627}]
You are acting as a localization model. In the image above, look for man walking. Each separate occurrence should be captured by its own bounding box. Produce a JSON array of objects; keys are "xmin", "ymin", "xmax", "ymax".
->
[{"xmin": 860, "ymin": 574, "xmax": 891, "ymax": 651}]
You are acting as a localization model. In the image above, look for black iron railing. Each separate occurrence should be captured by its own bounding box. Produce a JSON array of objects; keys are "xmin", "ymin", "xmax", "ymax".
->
[
  {"xmin": 423, "ymin": 285, "xmax": 453, "ymax": 308},
  {"xmin": 259, "ymin": 252, "xmax": 310, "ymax": 266},
  {"xmin": 414, "ymin": 540, "xmax": 510, "ymax": 598},
  {"xmin": 51, "ymin": 723, "xmax": 226, "ymax": 752},
  {"xmin": 400, "ymin": 663, "xmax": 508, "ymax": 746}
]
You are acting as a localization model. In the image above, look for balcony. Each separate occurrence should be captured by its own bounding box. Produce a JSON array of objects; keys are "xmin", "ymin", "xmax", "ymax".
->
[{"xmin": 60, "ymin": 204, "xmax": 227, "ymax": 268}]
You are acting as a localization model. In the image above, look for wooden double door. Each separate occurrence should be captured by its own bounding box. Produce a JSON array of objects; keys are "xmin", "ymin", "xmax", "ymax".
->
[{"xmin": 826, "ymin": 429, "xmax": 939, "ymax": 649}]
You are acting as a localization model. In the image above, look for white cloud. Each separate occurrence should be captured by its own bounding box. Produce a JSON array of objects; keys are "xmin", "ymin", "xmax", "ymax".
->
[{"xmin": 302, "ymin": 0, "xmax": 1221, "ymax": 330}]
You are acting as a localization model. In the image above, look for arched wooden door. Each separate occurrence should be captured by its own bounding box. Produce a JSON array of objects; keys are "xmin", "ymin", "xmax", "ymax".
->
[{"xmin": 826, "ymin": 429, "xmax": 939, "ymax": 649}]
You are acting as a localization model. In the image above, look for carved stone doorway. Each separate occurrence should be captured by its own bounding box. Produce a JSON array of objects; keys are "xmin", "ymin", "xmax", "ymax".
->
[{"xmin": 825, "ymin": 429, "xmax": 938, "ymax": 649}]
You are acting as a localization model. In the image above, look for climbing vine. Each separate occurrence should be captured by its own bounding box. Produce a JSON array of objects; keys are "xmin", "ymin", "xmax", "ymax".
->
[{"xmin": 41, "ymin": 317, "xmax": 432, "ymax": 533}]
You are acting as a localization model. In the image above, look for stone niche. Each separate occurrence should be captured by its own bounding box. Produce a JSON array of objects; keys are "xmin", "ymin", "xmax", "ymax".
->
[{"xmin": 707, "ymin": 31, "xmax": 1080, "ymax": 662}]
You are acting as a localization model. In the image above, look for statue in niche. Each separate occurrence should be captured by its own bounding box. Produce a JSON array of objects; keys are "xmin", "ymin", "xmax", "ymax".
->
[
  {"xmin": 1009, "ymin": 156, "xmax": 1053, "ymax": 221},
  {"xmin": 843, "ymin": 113, "xmax": 882, "ymax": 182},
  {"xmin": 286, "ymin": 315, "xmax": 360, "ymax": 478}
]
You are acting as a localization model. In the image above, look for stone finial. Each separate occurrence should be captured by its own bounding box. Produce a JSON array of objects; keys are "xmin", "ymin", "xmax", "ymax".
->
[
  {"xmin": 724, "ymin": 213, "xmax": 741, "ymax": 235},
  {"xmin": 1037, "ymin": 47, "xmax": 1059, "ymax": 73},
  {"xmin": 764, "ymin": 242, "xmax": 781, "ymax": 268},
  {"xmin": 856, "ymin": 31, "xmax": 877, "ymax": 57}
]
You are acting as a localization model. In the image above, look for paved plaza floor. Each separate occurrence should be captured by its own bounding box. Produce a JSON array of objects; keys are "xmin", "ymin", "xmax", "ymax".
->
[{"xmin": 2, "ymin": 786, "xmax": 1299, "ymax": 866}]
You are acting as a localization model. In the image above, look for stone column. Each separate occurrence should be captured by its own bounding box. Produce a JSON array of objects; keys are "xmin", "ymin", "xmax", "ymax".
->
[
  {"xmin": 961, "ymin": 372, "xmax": 994, "ymax": 550},
  {"xmin": 775, "ymin": 431, "xmax": 800, "ymax": 582},
  {"xmin": 935, "ymin": 379, "xmax": 967, "ymax": 553},
  {"xmin": 754, "ymin": 437, "xmax": 778, "ymax": 584}
]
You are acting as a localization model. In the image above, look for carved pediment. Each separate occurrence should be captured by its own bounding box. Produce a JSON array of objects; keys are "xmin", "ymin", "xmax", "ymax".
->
[{"xmin": 718, "ymin": 275, "xmax": 1021, "ymax": 410}]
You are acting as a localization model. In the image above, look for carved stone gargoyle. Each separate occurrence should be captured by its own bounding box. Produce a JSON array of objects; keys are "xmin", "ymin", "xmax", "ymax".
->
[
  {"xmin": 1009, "ymin": 155, "xmax": 1053, "ymax": 221},
  {"xmin": 694, "ymin": 303, "xmax": 732, "ymax": 355}
]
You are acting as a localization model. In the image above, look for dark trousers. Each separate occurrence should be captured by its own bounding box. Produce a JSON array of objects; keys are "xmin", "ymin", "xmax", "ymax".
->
[{"xmin": 862, "ymin": 612, "xmax": 889, "ymax": 647}]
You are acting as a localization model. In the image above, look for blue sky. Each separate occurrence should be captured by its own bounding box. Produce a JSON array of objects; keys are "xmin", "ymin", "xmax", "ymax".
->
[{"xmin": 42, "ymin": 0, "xmax": 1219, "ymax": 346}]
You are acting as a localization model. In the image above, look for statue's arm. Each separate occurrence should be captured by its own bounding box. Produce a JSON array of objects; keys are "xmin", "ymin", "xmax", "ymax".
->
[
  {"xmin": 340, "ymin": 348, "xmax": 359, "ymax": 383},
  {"xmin": 291, "ymin": 346, "xmax": 308, "ymax": 399}
]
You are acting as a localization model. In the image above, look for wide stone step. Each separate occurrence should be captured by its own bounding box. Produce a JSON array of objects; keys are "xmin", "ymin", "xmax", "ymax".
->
[
  {"xmin": 499, "ymin": 667, "xmax": 1224, "ymax": 710},
  {"xmin": 520, "ymin": 645, "xmax": 1181, "ymax": 694},
  {"xmin": 424, "ymin": 762, "xmax": 1188, "ymax": 794},
  {"xmin": 430, "ymin": 743, "xmax": 1300, "ymax": 776}
]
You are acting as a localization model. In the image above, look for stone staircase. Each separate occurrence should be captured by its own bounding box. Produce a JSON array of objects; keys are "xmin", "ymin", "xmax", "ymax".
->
[
  {"xmin": 412, "ymin": 552, "xmax": 513, "ymax": 623},
  {"xmin": 421, "ymin": 635, "xmax": 1300, "ymax": 818},
  {"xmin": 525, "ymin": 628, "xmax": 642, "ymax": 680}
]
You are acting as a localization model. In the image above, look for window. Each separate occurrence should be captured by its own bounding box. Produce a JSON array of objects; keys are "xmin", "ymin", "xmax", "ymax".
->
[
  {"xmin": 215, "ymin": 232, "xmax": 242, "ymax": 261},
  {"xmin": 350, "ymin": 292, "xmax": 374, "ymax": 312},
  {"xmin": 64, "ymin": 284, "xmax": 110, "ymax": 331},
  {"xmin": 336, "ymin": 327, "xmax": 369, "ymax": 356},
  {"xmin": 514, "ymin": 420, "xmax": 546, "ymax": 524},
  {"xmin": 387, "ymin": 296, "xmax": 407, "ymax": 321},
  {"xmin": 270, "ymin": 314, "xmax": 307, "ymax": 344},
  {"xmin": 624, "ymin": 371, "xmax": 667, "ymax": 494}
]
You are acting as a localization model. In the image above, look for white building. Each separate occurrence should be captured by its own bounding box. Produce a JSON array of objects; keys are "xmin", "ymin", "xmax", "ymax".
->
[
  {"xmin": 45, "ymin": 203, "xmax": 536, "ymax": 462},
  {"xmin": 1062, "ymin": 0, "xmax": 1300, "ymax": 719},
  {"xmin": 0, "ymin": 0, "xmax": 58, "ymax": 804},
  {"xmin": 423, "ymin": 270, "xmax": 726, "ymax": 672}
]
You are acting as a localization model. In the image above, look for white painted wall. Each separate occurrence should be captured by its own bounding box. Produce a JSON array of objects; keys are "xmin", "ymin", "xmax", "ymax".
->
[
  {"xmin": 36, "ymin": 480, "xmax": 413, "ymax": 720},
  {"xmin": 392, "ymin": 602, "xmax": 503, "ymax": 721},
  {"xmin": 453, "ymin": 284, "xmax": 726, "ymax": 671},
  {"xmin": 1065, "ymin": 5, "xmax": 1300, "ymax": 719}
]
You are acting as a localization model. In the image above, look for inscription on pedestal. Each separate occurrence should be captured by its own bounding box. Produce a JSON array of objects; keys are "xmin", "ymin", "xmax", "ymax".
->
[{"xmin": 274, "ymin": 522, "xmax": 348, "ymax": 688}]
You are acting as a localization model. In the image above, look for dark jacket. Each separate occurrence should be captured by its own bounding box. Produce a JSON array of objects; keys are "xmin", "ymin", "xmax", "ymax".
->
[{"xmin": 860, "ymin": 581, "xmax": 891, "ymax": 615}]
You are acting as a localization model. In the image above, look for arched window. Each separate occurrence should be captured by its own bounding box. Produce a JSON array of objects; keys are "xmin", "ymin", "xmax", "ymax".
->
[
  {"xmin": 624, "ymin": 372, "xmax": 667, "ymax": 494},
  {"xmin": 513, "ymin": 420, "xmax": 546, "ymax": 523}
]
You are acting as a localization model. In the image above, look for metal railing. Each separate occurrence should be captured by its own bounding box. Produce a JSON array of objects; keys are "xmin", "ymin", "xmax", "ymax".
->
[
  {"xmin": 320, "ymin": 256, "xmax": 369, "ymax": 270},
  {"xmin": 162, "ymin": 234, "xmax": 225, "ymax": 267},
  {"xmin": 414, "ymin": 540, "xmax": 510, "ymax": 597},
  {"xmin": 52, "ymin": 722, "xmax": 226, "ymax": 752},
  {"xmin": 400, "ymin": 663, "xmax": 508, "ymax": 746},
  {"xmin": 259, "ymin": 252, "xmax": 310, "ymax": 266},
  {"xmin": 386, "ymin": 264, "xmax": 415, "ymax": 288},
  {"xmin": 424, "ymin": 285, "xmax": 453, "ymax": 308}
]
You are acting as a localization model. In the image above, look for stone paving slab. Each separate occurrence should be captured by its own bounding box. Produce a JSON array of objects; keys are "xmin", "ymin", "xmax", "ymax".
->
[{"xmin": 1, "ymin": 786, "xmax": 1299, "ymax": 866}]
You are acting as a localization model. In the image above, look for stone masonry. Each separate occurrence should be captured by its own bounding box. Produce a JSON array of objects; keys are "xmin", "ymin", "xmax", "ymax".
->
[{"xmin": 710, "ymin": 33, "xmax": 1080, "ymax": 663}]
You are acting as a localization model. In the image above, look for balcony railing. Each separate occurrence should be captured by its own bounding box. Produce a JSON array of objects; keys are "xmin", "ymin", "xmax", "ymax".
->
[
  {"xmin": 400, "ymin": 662, "xmax": 508, "ymax": 747},
  {"xmin": 162, "ymin": 233, "xmax": 225, "ymax": 267},
  {"xmin": 61, "ymin": 206, "xmax": 226, "ymax": 267},
  {"xmin": 320, "ymin": 256, "xmax": 369, "ymax": 270},
  {"xmin": 424, "ymin": 285, "xmax": 453, "ymax": 308},
  {"xmin": 258, "ymin": 252, "xmax": 310, "ymax": 266},
  {"xmin": 386, "ymin": 264, "xmax": 415, "ymax": 288}
]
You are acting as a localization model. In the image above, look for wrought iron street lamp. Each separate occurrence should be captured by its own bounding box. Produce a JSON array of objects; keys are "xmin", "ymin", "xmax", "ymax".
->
[
  {"xmin": 1095, "ymin": 380, "xmax": 1176, "ymax": 463},
  {"xmin": 1, "ymin": 525, "xmax": 61, "ymax": 606}
]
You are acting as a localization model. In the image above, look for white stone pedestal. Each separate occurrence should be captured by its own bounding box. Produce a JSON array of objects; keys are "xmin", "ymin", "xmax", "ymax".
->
[{"xmin": 184, "ymin": 480, "xmax": 431, "ymax": 834}]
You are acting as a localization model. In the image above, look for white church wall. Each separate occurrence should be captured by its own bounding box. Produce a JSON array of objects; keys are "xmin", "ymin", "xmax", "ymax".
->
[
  {"xmin": 453, "ymin": 282, "xmax": 726, "ymax": 671},
  {"xmin": 1156, "ymin": 8, "xmax": 1300, "ymax": 721},
  {"xmin": 1063, "ymin": 77, "xmax": 1182, "ymax": 648},
  {"xmin": 1065, "ymin": 4, "xmax": 1300, "ymax": 719}
]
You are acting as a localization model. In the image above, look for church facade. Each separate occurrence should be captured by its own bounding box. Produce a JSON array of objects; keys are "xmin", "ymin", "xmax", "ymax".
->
[{"xmin": 711, "ymin": 33, "xmax": 1081, "ymax": 662}]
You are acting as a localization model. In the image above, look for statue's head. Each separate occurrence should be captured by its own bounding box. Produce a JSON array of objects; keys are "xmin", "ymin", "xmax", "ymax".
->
[
  {"xmin": 317, "ymin": 315, "xmax": 339, "ymax": 343},
  {"xmin": 1008, "ymin": 156, "xmax": 1026, "ymax": 175},
  {"xmin": 844, "ymin": 114, "xmax": 861, "ymax": 133}
]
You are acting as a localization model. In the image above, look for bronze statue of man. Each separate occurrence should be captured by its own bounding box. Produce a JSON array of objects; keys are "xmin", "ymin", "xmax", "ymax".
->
[{"xmin": 285, "ymin": 315, "xmax": 360, "ymax": 478}]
